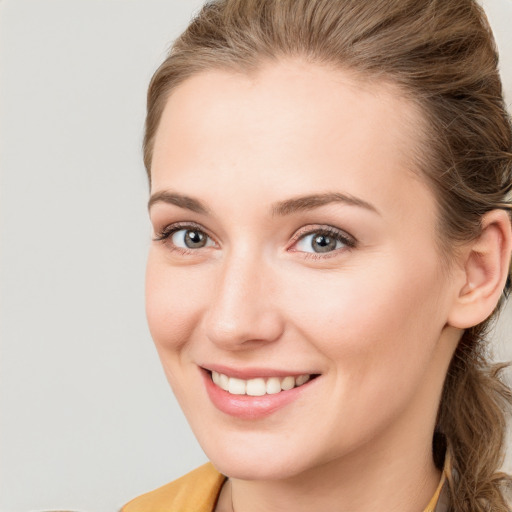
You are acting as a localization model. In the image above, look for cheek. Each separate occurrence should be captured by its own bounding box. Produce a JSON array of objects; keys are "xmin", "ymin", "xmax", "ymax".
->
[
  {"xmin": 145, "ymin": 252, "xmax": 208, "ymax": 352},
  {"xmin": 278, "ymin": 259, "xmax": 448, "ymax": 444},
  {"xmin": 145, "ymin": 254, "xmax": 213, "ymax": 414},
  {"xmin": 282, "ymin": 254, "xmax": 447, "ymax": 373}
]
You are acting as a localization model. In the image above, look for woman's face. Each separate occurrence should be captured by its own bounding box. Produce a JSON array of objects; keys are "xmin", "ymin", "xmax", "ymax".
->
[{"xmin": 146, "ymin": 61, "xmax": 461, "ymax": 480}]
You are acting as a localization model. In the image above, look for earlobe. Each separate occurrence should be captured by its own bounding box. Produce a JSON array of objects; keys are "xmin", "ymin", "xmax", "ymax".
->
[{"xmin": 448, "ymin": 209, "xmax": 512, "ymax": 329}]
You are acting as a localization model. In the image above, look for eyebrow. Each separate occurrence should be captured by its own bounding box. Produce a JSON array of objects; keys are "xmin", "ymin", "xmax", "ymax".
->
[
  {"xmin": 148, "ymin": 191, "xmax": 210, "ymax": 214},
  {"xmin": 271, "ymin": 192, "xmax": 379, "ymax": 216},
  {"xmin": 148, "ymin": 191, "xmax": 379, "ymax": 216}
]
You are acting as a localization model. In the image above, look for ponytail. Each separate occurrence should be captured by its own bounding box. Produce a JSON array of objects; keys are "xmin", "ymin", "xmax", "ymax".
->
[{"xmin": 436, "ymin": 331, "xmax": 512, "ymax": 511}]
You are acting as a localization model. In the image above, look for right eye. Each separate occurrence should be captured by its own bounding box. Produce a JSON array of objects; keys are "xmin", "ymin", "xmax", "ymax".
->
[
  {"xmin": 170, "ymin": 228, "xmax": 214, "ymax": 249},
  {"xmin": 154, "ymin": 224, "xmax": 216, "ymax": 253}
]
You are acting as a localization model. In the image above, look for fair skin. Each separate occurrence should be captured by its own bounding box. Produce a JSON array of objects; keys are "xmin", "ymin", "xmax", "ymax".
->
[{"xmin": 145, "ymin": 60, "xmax": 511, "ymax": 512}]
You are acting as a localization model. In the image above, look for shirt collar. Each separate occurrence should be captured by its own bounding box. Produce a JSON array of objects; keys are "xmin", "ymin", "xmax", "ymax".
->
[{"xmin": 424, "ymin": 451, "xmax": 451, "ymax": 512}]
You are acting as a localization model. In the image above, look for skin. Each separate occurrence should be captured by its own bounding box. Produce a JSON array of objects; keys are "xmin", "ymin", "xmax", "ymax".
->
[{"xmin": 145, "ymin": 60, "xmax": 490, "ymax": 511}]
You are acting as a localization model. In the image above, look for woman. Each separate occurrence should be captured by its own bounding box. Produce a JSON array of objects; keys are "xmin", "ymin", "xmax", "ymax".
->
[{"xmin": 123, "ymin": 0, "xmax": 512, "ymax": 510}]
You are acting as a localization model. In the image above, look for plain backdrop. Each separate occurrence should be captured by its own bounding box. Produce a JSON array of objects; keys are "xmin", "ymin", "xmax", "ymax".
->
[{"xmin": 0, "ymin": 1, "xmax": 511, "ymax": 510}]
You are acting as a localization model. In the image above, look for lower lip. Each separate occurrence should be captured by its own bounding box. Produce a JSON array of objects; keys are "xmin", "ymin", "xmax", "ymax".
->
[{"xmin": 202, "ymin": 370, "xmax": 316, "ymax": 420}]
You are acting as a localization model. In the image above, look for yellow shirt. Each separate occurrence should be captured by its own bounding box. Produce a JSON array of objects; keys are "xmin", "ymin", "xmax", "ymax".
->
[{"xmin": 122, "ymin": 462, "xmax": 449, "ymax": 512}]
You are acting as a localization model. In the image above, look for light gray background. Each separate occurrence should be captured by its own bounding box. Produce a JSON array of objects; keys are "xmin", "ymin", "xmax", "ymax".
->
[{"xmin": 0, "ymin": 1, "xmax": 511, "ymax": 511}]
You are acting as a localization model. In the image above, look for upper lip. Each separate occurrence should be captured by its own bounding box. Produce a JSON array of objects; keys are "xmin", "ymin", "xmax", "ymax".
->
[{"xmin": 201, "ymin": 364, "xmax": 319, "ymax": 380}]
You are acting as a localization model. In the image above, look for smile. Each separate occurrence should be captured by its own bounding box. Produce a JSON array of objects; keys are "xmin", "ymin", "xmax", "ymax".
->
[
  {"xmin": 211, "ymin": 371, "xmax": 312, "ymax": 396},
  {"xmin": 202, "ymin": 368, "xmax": 320, "ymax": 419}
]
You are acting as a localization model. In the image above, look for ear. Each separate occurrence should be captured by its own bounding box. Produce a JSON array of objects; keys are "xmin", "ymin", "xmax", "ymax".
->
[{"xmin": 448, "ymin": 209, "xmax": 512, "ymax": 329}]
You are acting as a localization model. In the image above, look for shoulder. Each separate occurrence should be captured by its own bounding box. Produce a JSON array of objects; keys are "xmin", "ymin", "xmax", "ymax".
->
[{"xmin": 121, "ymin": 462, "xmax": 226, "ymax": 512}]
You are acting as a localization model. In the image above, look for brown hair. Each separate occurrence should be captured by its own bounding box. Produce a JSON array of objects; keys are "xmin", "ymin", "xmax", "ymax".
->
[{"xmin": 143, "ymin": 1, "xmax": 512, "ymax": 510}]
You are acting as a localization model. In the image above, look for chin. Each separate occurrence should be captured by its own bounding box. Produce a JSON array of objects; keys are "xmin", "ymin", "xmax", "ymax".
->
[
  {"xmin": 209, "ymin": 452, "xmax": 309, "ymax": 481},
  {"xmin": 195, "ymin": 427, "xmax": 330, "ymax": 481}
]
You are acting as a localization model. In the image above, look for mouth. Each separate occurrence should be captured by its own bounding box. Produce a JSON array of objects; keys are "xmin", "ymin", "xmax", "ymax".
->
[
  {"xmin": 209, "ymin": 370, "xmax": 318, "ymax": 396},
  {"xmin": 202, "ymin": 367, "xmax": 320, "ymax": 418}
]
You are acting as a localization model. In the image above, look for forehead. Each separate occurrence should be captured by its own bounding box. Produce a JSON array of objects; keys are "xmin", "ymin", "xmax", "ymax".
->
[
  {"xmin": 151, "ymin": 60, "xmax": 433, "ymax": 225},
  {"xmin": 153, "ymin": 60, "xmax": 425, "ymax": 172}
]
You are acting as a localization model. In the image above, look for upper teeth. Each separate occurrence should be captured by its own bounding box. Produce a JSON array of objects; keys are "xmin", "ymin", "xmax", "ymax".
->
[{"xmin": 211, "ymin": 371, "xmax": 311, "ymax": 396}]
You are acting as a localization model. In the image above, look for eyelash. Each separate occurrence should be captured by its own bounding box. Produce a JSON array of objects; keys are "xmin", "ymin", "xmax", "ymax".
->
[
  {"xmin": 153, "ymin": 222, "xmax": 356, "ymax": 258},
  {"xmin": 289, "ymin": 226, "xmax": 356, "ymax": 259},
  {"xmin": 153, "ymin": 222, "xmax": 216, "ymax": 255}
]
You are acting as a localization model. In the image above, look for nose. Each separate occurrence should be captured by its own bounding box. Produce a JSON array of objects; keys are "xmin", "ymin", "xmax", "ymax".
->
[{"xmin": 203, "ymin": 250, "xmax": 285, "ymax": 350}]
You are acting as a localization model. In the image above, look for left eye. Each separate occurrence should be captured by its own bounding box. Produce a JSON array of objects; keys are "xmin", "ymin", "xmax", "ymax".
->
[
  {"xmin": 294, "ymin": 231, "xmax": 349, "ymax": 253},
  {"xmin": 170, "ymin": 228, "xmax": 215, "ymax": 249}
]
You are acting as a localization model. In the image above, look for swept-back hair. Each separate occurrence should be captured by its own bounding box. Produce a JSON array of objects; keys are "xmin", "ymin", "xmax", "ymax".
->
[{"xmin": 144, "ymin": 1, "xmax": 512, "ymax": 509}]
